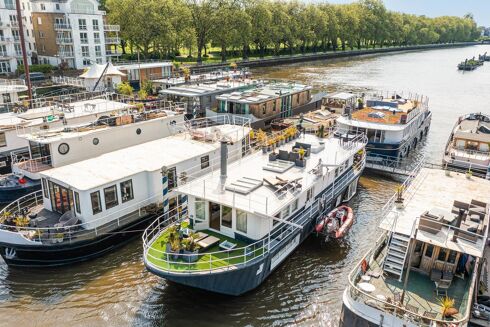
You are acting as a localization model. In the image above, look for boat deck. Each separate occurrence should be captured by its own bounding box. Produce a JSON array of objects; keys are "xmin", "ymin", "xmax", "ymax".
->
[
  {"xmin": 146, "ymin": 221, "xmax": 264, "ymax": 272},
  {"xmin": 365, "ymin": 247, "xmax": 471, "ymax": 321}
]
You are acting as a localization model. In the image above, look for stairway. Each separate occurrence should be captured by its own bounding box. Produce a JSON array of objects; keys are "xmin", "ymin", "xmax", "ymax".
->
[{"xmin": 383, "ymin": 232, "xmax": 410, "ymax": 281}]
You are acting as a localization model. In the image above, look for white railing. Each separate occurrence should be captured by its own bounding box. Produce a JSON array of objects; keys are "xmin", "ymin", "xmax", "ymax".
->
[
  {"xmin": 0, "ymin": 36, "xmax": 12, "ymax": 43},
  {"xmin": 54, "ymin": 23, "xmax": 72, "ymax": 30},
  {"xmin": 13, "ymin": 155, "xmax": 52, "ymax": 174},
  {"xmin": 104, "ymin": 37, "xmax": 120, "ymax": 44},
  {"xmin": 104, "ymin": 25, "xmax": 120, "ymax": 32},
  {"xmin": 51, "ymin": 76, "xmax": 85, "ymax": 88},
  {"xmin": 56, "ymin": 37, "xmax": 73, "ymax": 44}
]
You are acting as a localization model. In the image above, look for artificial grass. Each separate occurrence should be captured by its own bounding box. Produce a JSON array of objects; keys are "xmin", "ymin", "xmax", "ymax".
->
[{"xmin": 146, "ymin": 223, "xmax": 264, "ymax": 272}]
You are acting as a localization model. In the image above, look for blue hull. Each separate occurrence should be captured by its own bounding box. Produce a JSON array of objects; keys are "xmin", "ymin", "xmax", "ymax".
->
[{"xmin": 0, "ymin": 182, "xmax": 41, "ymax": 204}]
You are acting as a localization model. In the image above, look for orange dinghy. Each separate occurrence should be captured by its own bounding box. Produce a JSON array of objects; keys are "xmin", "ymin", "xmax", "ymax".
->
[{"xmin": 315, "ymin": 205, "xmax": 354, "ymax": 239}]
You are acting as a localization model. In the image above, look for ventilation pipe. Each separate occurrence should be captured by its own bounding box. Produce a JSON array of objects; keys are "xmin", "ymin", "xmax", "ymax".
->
[{"xmin": 219, "ymin": 137, "xmax": 228, "ymax": 194}]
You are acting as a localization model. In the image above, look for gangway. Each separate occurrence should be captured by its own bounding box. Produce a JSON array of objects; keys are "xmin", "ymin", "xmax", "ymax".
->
[{"xmin": 365, "ymin": 155, "xmax": 422, "ymax": 176}]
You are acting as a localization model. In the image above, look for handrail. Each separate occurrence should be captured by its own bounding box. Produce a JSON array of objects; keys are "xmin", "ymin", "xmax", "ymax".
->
[{"xmin": 347, "ymin": 232, "xmax": 475, "ymax": 326}]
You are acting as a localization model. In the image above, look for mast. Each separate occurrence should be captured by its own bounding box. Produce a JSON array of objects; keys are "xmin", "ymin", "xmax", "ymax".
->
[{"xmin": 15, "ymin": 0, "xmax": 32, "ymax": 103}]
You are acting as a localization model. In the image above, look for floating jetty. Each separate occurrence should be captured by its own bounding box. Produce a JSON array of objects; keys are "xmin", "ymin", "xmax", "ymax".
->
[{"xmin": 458, "ymin": 57, "xmax": 484, "ymax": 70}]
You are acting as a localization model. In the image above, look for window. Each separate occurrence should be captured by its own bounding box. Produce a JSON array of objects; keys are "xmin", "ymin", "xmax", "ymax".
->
[
  {"xmin": 39, "ymin": 31, "xmax": 45, "ymax": 38},
  {"xmin": 0, "ymin": 62, "xmax": 11, "ymax": 73},
  {"xmin": 424, "ymin": 244, "xmax": 434, "ymax": 258},
  {"xmin": 94, "ymin": 32, "xmax": 100, "ymax": 43},
  {"xmin": 120, "ymin": 180, "xmax": 134, "ymax": 203},
  {"xmin": 195, "ymin": 198, "xmax": 205, "ymax": 222},
  {"xmin": 167, "ymin": 167, "xmax": 177, "ymax": 190},
  {"xmin": 80, "ymin": 32, "xmax": 88, "ymax": 44},
  {"xmin": 83, "ymin": 59, "xmax": 91, "ymax": 66},
  {"xmin": 96, "ymin": 58, "xmax": 103, "ymax": 64},
  {"xmin": 95, "ymin": 45, "xmax": 101, "ymax": 56},
  {"xmin": 40, "ymin": 3, "xmax": 46, "ymax": 10},
  {"xmin": 56, "ymin": 3, "xmax": 60, "ymax": 10},
  {"xmin": 81, "ymin": 45, "xmax": 89, "ymax": 56},
  {"xmin": 74, "ymin": 191, "xmax": 81, "ymax": 214},
  {"xmin": 78, "ymin": 19, "xmax": 87, "ymax": 30},
  {"xmin": 14, "ymin": 44, "xmax": 21, "ymax": 55},
  {"xmin": 291, "ymin": 199, "xmax": 298, "ymax": 213},
  {"xmin": 90, "ymin": 191, "xmax": 102, "ymax": 215},
  {"xmin": 448, "ymin": 250, "xmax": 458, "ymax": 264},
  {"xmin": 437, "ymin": 248, "xmax": 448, "ymax": 261},
  {"xmin": 92, "ymin": 19, "xmax": 99, "ymax": 30},
  {"xmin": 273, "ymin": 212, "xmax": 280, "ymax": 226},
  {"xmin": 104, "ymin": 185, "xmax": 118, "ymax": 209},
  {"xmin": 37, "ymin": 17, "xmax": 42, "ymax": 25},
  {"xmin": 201, "ymin": 155, "xmax": 209, "ymax": 169},
  {"xmin": 281, "ymin": 206, "xmax": 289, "ymax": 219},
  {"xmin": 42, "ymin": 178, "xmax": 49, "ymax": 198},
  {"xmin": 306, "ymin": 187, "xmax": 314, "ymax": 202},
  {"xmin": 236, "ymin": 209, "xmax": 247, "ymax": 233},
  {"xmin": 221, "ymin": 205, "xmax": 232, "ymax": 228}
]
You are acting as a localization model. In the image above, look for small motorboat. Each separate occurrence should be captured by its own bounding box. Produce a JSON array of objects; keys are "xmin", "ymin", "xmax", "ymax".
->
[{"xmin": 315, "ymin": 205, "xmax": 354, "ymax": 239}]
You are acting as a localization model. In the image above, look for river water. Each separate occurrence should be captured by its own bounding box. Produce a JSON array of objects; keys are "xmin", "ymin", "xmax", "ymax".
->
[{"xmin": 1, "ymin": 45, "xmax": 489, "ymax": 327}]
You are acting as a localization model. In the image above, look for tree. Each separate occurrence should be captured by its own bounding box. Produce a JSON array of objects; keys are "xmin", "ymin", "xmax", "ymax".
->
[{"xmin": 187, "ymin": 0, "xmax": 215, "ymax": 64}]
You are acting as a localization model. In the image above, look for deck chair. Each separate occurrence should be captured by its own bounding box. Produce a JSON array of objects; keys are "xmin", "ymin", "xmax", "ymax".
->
[{"xmin": 54, "ymin": 211, "xmax": 78, "ymax": 228}]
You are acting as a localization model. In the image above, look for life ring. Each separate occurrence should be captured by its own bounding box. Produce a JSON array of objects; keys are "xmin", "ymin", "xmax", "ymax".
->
[{"xmin": 361, "ymin": 259, "xmax": 368, "ymax": 274}]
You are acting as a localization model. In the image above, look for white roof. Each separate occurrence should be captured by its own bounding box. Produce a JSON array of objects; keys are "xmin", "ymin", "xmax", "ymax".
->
[
  {"xmin": 336, "ymin": 115, "xmax": 405, "ymax": 131},
  {"xmin": 41, "ymin": 125, "xmax": 249, "ymax": 191},
  {"xmin": 379, "ymin": 168, "xmax": 490, "ymax": 257},
  {"xmin": 327, "ymin": 92, "xmax": 356, "ymax": 100},
  {"xmin": 115, "ymin": 62, "xmax": 173, "ymax": 70},
  {"xmin": 79, "ymin": 63, "xmax": 126, "ymax": 79},
  {"xmin": 177, "ymin": 134, "xmax": 365, "ymax": 216}
]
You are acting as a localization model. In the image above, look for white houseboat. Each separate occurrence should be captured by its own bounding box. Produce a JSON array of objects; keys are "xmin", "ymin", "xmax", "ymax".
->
[
  {"xmin": 336, "ymin": 92, "xmax": 432, "ymax": 160},
  {"xmin": 143, "ymin": 127, "xmax": 367, "ymax": 295},
  {"xmin": 443, "ymin": 113, "xmax": 490, "ymax": 178},
  {"xmin": 0, "ymin": 117, "xmax": 250, "ymax": 266},
  {"xmin": 0, "ymin": 101, "xmax": 185, "ymax": 203},
  {"xmin": 341, "ymin": 167, "xmax": 490, "ymax": 326}
]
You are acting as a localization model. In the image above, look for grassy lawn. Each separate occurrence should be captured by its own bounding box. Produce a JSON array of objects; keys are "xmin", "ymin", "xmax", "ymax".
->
[{"xmin": 146, "ymin": 222, "xmax": 264, "ymax": 272}]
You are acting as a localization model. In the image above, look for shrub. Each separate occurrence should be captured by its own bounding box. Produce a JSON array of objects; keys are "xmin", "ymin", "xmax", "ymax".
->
[
  {"xmin": 116, "ymin": 82, "xmax": 134, "ymax": 96},
  {"xmin": 17, "ymin": 64, "xmax": 54, "ymax": 74}
]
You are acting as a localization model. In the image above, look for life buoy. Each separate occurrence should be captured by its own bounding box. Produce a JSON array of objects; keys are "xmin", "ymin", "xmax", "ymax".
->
[
  {"xmin": 361, "ymin": 259, "xmax": 368, "ymax": 274},
  {"xmin": 18, "ymin": 178, "xmax": 26, "ymax": 184}
]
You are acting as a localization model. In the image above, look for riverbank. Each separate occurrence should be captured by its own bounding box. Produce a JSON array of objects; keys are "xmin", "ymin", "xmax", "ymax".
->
[{"xmin": 190, "ymin": 42, "xmax": 480, "ymax": 72}]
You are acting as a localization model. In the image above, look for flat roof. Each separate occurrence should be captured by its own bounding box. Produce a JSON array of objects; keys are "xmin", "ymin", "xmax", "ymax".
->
[
  {"xmin": 153, "ymin": 70, "xmax": 250, "ymax": 86},
  {"xmin": 216, "ymin": 82, "xmax": 312, "ymax": 104},
  {"xmin": 0, "ymin": 98, "xmax": 131, "ymax": 130},
  {"xmin": 326, "ymin": 92, "xmax": 356, "ymax": 100},
  {"xmin": 115, "ymin": 62, "xmax": 173, "ymax": 70},
  {"xmin": 379, "ymin": 168, "xmax": 490, "ymax": 257},
  {"xmin": 177, "ymin": 133, "xmax": 365, "ymax": 217},
  {"xmin": 41, "ymin": 125, "xmax": 249, "ymax": 191},
  {"xmin": 160, "ymin": 80, "xmax": 258, "ymax": 98},
  {"xmin": 336, "ymin": 115, "xmax": 405, "ymax": 131}
]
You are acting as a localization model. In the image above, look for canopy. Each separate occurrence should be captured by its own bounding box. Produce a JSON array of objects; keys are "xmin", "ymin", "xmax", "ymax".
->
[{"xmin": 79, "ymin": 63, "xmax": 126, "ymax": 79}]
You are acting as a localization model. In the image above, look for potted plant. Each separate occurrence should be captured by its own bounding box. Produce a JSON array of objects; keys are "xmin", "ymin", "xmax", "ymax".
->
[
  {"xmin": 438, "ymin": 296, "xmax": 458, "ymax": 318},
  {"xmin": 395, "ymin": 185, "xmax": 404, "ymax": 209},
  {"xmin": 181, "ymin": 235, "xmax": 200, "ymax": 263},
  {"xmin": 295, "ymin": 147, "xmax": 306, "ymax": 167},
  {"xmin": 269, "ymin": 149, "xmax": 278, "ymax": 161},
  {"xmin": 466, "ymin": 169, "xmax": 472, "ymax": 179},
  {"xmin": 165, "ymin": 226, "xmax": 182, "ymax": 261}
]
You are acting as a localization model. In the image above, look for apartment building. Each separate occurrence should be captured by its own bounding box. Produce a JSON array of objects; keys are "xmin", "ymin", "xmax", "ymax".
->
[
  {"xmin": 30, "ymin": 0, "xmax": 119, "ymax": 70},
  {"xmin": 0, "ymin": 0, "xmax": 36, "ymax": 74}
]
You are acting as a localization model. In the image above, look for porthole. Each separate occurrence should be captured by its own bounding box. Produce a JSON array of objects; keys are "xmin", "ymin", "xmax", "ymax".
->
[
  {"xmin": 93, "ymin": 138, "xmax": 99, "ymax": 145},
  {"xmin": 58, "ymin": 143, "xmax": 70, "ymax": 155},
  {"xmin": 136, "ymin": 128, "xmax": 142, "ymax": 135}
]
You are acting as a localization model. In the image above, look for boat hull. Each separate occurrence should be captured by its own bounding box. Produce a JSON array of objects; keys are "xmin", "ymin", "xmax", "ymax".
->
[
  {"xmin": 0, "ymin": 181, "xmax": 41, "ymax": 204},
  {"xmin": 146, "ymin": 167, "xmax": 362, "ymax": 296},
  {"xmin": 0, "ymin": 213, "xmax": 156, "ymax": 267}
]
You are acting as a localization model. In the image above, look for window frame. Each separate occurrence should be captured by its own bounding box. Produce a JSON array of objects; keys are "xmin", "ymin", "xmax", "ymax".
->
[
  {"xmin": 221, "ymin": 205, "xmax": 232, "ymax": 228},
  {"xmin": 90, "ymin": 191, "xmax": 102, "ymax": 215},
  {"xmin": 103, "ymin": 185, "xmax": 119, "ymax": 210},
  {"xmin": 194, "ymin": 198, "xmax": 205, "ymax": 222},
  {"xmin": 74, "ymin": 191, "xmax": 81, "ymax": 214},
  {"xmin": 200, "ymin": 155, "xmax": 210, "ymax": 169},
  {"xmin": 236, "ymin": 209, "xmax": 247, "ymax": 233},
  {"xmin": 120, "ymin": 179, "xmax": 134, "ymax": 203},
  {"xmin": 0, "ymin": 132, "xmax": 6, "ymax": 147},
  {"xmin": 41, "ymin": 178, "xmax": 49, "ymax": 198}
]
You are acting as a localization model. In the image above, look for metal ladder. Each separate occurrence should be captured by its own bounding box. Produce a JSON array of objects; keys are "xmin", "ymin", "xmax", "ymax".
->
[{"xmin": 383, "ymin": 231, "xmax": 410, "ymax": 281}]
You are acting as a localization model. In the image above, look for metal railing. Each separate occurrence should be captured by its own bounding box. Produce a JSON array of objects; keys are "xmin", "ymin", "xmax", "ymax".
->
[
  {"xmin": 104, "ymin": 37, "xmax": 120, "ymax": 44},
  {"xmin": 54, "ymin": 23, "xmax": 72, "ymax": 30},
  {"xmin": 13, "ymin": 154, "xmax": 52, "ymax": 174},
  {"xmin": 103, "ymin": 25, "xmax": 120, "ymax": 32},
  {"xmin": 51, "ymin": 76, "xmax": 86, "ymax": 88},
  {"xmin": 56, "ymin": 37, "xmax": 73, "ymax": 44}
]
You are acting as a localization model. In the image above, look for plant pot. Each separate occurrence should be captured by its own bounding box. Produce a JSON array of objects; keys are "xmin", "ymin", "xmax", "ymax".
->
[
  {"xmin": 466, "ymin": 172, "xmax": 472, "ymax": 179},
  {"xmin": 295, "ymin": 158, "xmax": 306, "ymax": 167},
  {"xmin": 262, "ymin": 147, "xmax": 267, "ymax": 154},
  {"xmin": 395, "ymin": 200, "xmax": 404, "ymax": 209},
  {"xmin": 445, "ymin": 170, "xmax": 450, "ymax": 176},
  {"xmin": 183, "ymin": 249, "xmax": 199, "ymax": 263},
  {"xmin": 269, "ymin": 153, "xmax": 278, "ymax": 161}
]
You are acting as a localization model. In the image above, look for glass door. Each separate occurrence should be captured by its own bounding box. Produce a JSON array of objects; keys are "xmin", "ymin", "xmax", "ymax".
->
[
  {"xmin": 49, "ymin": 181, "xmax": 73, "ymax": 214},
  {"xmin": 209, "ymin": 202, "xmax": 221, "ymax": 231}
]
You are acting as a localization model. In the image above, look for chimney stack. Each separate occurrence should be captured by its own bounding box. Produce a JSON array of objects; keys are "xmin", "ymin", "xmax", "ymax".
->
[
  {"xmin": 452, "ymin": 208, "xmax": 465, "ymax": 242},
  {"xmin": 219, "ymin": 137, "xmax": 228, "ymax": 193}
]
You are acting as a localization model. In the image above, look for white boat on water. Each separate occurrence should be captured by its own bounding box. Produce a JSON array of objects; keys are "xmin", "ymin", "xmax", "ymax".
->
[
  {"xmin": 443, "ymin": 113, "xmax": 490, "ymax": 178},
  {"xmin": 341, "ymin": 167, "xmax": 490, "ymax": 327},
  {"xmin": 0, "ymin": 116, "xmax": 250, "ymax": 266}
]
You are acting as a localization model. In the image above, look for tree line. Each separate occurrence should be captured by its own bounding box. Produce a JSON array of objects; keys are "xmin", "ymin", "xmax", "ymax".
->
[{"xmin": 105, "ymin": 0, "xmax": 482, "ymax": 63}]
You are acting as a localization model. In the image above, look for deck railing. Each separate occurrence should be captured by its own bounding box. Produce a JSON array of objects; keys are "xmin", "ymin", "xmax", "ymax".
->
[
  {"xmin": 143, "ymin": 152, "xmax": 365, "ymax": 274},
  {"xmin": 12, "ymin": 154, "xmax": 52, "ymax": 174},
  {"xmin": 346, "ymin": 232, "xmax": 478, "ymax": 327}
]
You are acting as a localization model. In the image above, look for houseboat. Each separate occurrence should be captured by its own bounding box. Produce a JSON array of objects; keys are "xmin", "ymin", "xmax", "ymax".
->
[
  {"xmin": 0, "ymin": 79, "xmax": 28, "ymax": 110},
  {"xmin": 0, "ymin": 100, "xmax": 186, "ymax": 203},
  {"xmin": 443, "ymin": 113, "xmax": 490, "ymax": 178},
  {"xmin": 216, "ymin": 81, "xmax": 321, "ymax": 129},
  {"xmin": 340, "ymin": 167, "xmax": 490, "ymax": 326},
  {"xmin": 0, "ymin": 92, "xmax": 135, "ymax": 175},
  {"xmin": 160, "ymin": 79, "xmax": 259, "ymax": 118},
  {"xmin": 143, "ymin": 126, "xmax": 367, "ymax": 295},
  {"xmin": 322, "ymin": 92, "xmax": 358, "ymax": 115},
  {"xmin": 336, "ymin": 92, "xmax": 432, "ymax": 160},
  {"xmin": 0, "ymin": 117, "xmax": 251, "ymax": 266}
]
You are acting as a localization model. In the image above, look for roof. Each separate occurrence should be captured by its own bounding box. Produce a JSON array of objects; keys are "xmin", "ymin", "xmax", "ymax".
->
[
  {"xmin": 152, "ymin": 70, "xmax": 250, "ymax": 86},
  {"xmin": 177, "ymin": 133, "xmax": 365, "ymax": 217},
  {"xmin": 379, "ymin": 168, "xmax": 490, "ymax": 257},
  {"xmin": 336, "ymin": 115, "xmax": 406, "ymax": 131},
  {"xmin": 453, "ymin": 115, "xmax": 490, "ymax": 143},
  {"xmin": 326, "ymin": 92, "xmax": 356, "ymax": 101},
  {"xmin": 216, "ymin": 82, "xmax": 312, "ymax": 104},
  {"xmin": 351, "ymin": 107, "xmax": 405, "ymax": 125},
  {"xmin": 160, "ymin": 80, "xmax": 258, "ymax": 98},
  {"xmin": 41, "ymin": 125, "xmax": 249, "ymax": 191},
  {"xmin": 115, "ymin": 62, "xmax": 173, "ymax": 70},
  {"xmin": 79, "ymin": 63, "xmax": 126, "ymax": 79}
]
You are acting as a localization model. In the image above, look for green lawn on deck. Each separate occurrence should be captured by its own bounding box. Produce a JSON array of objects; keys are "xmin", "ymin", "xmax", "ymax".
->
[{"xmin": 146, "ymin": 223, "xmax": 263, "ymax": 272}]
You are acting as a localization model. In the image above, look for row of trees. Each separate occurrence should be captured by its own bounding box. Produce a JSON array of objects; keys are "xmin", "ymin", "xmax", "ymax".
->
[{"xmin": 105, "ymin": 0, "xmax": 482, "ymax": 63}]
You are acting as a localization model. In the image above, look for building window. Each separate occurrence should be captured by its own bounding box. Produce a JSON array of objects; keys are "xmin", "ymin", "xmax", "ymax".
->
[
  {"xmin": 96, "ymin": 58, "xmax": 103, "ymax": 64},
  {"xmin": 221, "ymin": 205, "xmax": 232, "ymax": 228},
  {"xmin": 78, "ymin": 19, "xmax": 87, "ymax": 30},
  {"xmin": 94, "ymin": 32, "xmax": 100, "ymax": 43},
  {"xmin": 0, "ymin": 62, "xmax": 10, "ymax": 73},
  {"xmin": 39, "ymin": 31, "xmax": 45, "ymax": 38},
  {"xmin": 42, "ymin": 178, "xmax": 49, "ymax": 198},
  {"xmin": 80, "ymin": 32, "xmax": 88, "ymax": 44},
  {"xmin": 37, "ymin": 17, "xmax": 42, "ymax": 25},
  {"xmin": 167, "ymin": 167, "xmax": 177, "ymax": 190},
  {"xmin": 201, "ymin": 155, "xmax": 209, "ymax": 169},
  {"xmin": 40, "ymin": 3, "xmax": 46, "ymax": 10},
  {"xmin": 56, "ymin": 3, "xmax": 60, "ymax": 10},
  {"xmin": 90, "ymin": 191, "xmax": 102, "ymax": 215},
  {"xmin": 92, "ymin": 19, "xmax": 99, "ymax": 30},
  {"xmin": 81, "ymin": 45, "xmax": 89, "ymax": 56},
  {"xmin": 95, "ymin": 45, "xmax": 101, "ymax": 56},
  {"xmin": 83, "ymin": 59, "xmax": 91, "ymax": 66},
  {"xmin": 14, "ymin": 44, "xmax": 21, "ymax": 56},
  {"xmin": 104, "ymin": 185, "xmax": 118, "ymax": 209},
  {"xmin": 74, "ymin": 191, "xmax": 81, "ymax": 214},
  {"xmin": 195, "ymin": 198, "xmax": 205, "ymax": 222},
  {"xmin": 236, "ymin": 209, "xmax": 247, "ymax": 233},
  {"xmin": 424, "ymin": 244, "xmax": 434, "ymax": 258},
  {"xmin": 120, "ymin": 180, "xmax": 134, "ymax": 203}
]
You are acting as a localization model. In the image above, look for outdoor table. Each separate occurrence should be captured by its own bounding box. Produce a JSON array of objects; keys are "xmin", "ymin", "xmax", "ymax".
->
[{"xmin": 358, "ymin": 282, "xmax": 375, "ymax": 293}]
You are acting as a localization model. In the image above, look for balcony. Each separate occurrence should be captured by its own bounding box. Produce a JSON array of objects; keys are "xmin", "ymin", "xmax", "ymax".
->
[
  {"xmin": 105, "ymin": 37, "xmax": 120, "ymax": 44},
  {"xmin": 105, "ymin": 50, "xmax": 120, "ymax": 56},
  {"xmin": 54, "ymin": 23, "xmax": 72, "ymax": 30},
  {"xmin": 10, "ymin": 21, "xmax": 19, "ymax": 28},
  {"xmin": 56, "ymin": 37, "xmax": 73, "ymax": 44},
  {"xmin": 103, "ymin": 25, "xmax": 120, "ymax": 32},
  {"xmin": 0, "ymin": 36, "xmax": 13, "ymax": 43},
  {"xmin": 59, "ymin": 51, "xmax": 75, "ymax": 58},
  {"xmin": 0, "ymin": 51, "xmax": 8, "ymax": 57}
]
